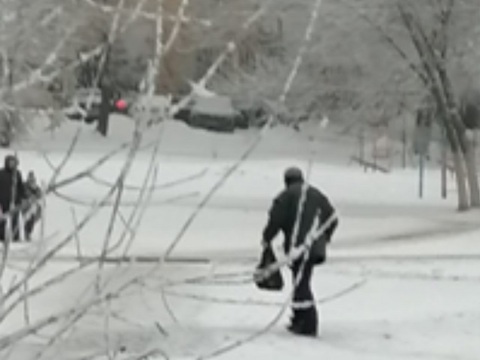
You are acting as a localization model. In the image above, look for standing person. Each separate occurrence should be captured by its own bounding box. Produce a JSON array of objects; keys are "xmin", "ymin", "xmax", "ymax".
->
[
  {"xmin": 261, "ymin": 167, "xmax": 338, "ymax": 337},
  {"xmin": 0, "ymin": 155, "xmax": 26, "ymax": 242},
  {"xmin": 24, "ymin": 171, "xmax": 42, "ymax": 241}
]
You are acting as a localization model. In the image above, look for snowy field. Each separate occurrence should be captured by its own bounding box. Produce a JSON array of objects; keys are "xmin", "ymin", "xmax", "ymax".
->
[{"xmin": 1, "ymin": 117, "xmax": 480, "ymax": 359}]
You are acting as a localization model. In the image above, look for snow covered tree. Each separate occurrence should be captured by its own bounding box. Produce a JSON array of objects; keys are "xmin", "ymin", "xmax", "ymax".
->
[{"xmin": 360, "ymin": 0, "xmax": 480, "ymax": 210}]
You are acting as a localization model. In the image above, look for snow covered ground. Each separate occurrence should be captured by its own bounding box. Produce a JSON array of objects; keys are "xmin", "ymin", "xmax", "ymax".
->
[{"xmin": 1, "ymin": 117, "xmax": 479, "ymax": 359}]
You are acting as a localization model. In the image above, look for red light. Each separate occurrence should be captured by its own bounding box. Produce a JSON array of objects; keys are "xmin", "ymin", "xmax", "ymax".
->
[{"xmin": 115, "ymin": 99, "xmax": 127, "ymax": 110}]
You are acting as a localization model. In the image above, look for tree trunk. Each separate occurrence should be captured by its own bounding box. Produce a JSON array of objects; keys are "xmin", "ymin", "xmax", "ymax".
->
[
  {"xmin": 452, "ymin": 150, "xmax": 470, "ymax": 211},
  {"xmin": 464, "ymin": 134, "xmax": 480, "ymax": 207},
  {"xmin": 97, "ymin": 85, "xmax": 112, "ymax": 137}
]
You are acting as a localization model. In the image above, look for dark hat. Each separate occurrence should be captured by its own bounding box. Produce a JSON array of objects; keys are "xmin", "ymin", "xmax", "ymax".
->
[
  {"xmin": 284, "ymin": 167, "xmax": 304, "ymax": 186},
  {"xmin": 4, "ymin": 154, "xmax": 18, "ymax": 168}
]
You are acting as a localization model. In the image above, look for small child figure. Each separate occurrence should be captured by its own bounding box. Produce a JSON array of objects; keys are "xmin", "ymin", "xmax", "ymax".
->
[{"xmin": 24, "ymin": 171, "xmax": 42, "ymax": 241}]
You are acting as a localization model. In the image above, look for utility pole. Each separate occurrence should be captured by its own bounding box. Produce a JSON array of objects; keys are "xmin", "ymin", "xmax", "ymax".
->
[
  {"xmin": 402, "ymin": 114, "xmax": 407, "ymax": 168},
  {"xmin": 441, "ymin": 129, "xmax": 447, "ymax": 199},
  {"xmin": 359, "ymin": 127, "xmax": 366, "ymax": 172}
]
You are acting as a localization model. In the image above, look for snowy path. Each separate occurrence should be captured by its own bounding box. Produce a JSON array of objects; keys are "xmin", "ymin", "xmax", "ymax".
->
[
  {"xmin": 2, "ymin": 122, "xmax": 480, "ymax": 359},
  {"xmin": 6, "ymin": 258, "xmax": 479, "ymax": 360},
  {"xmin": 138, "ymin": 257, "xmax": 480, "ymax": 360},
  {"xmin": 5, "ymin": 148, "xmax": 477, "ymax": 261}
]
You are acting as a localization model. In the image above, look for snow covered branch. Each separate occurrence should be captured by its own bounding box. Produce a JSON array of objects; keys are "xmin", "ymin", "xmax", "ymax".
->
[{"xmin": 81, "ymin": 0, "xmax": 211, "ymax": 28}]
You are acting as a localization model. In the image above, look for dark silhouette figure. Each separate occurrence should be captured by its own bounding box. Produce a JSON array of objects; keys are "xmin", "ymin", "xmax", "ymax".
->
[
  {"xmin": 0, "ymin": 155, "xmax": 26, "ymax": 242},
  {"xmin": 262, "ymin": 167, "xmax": 338, "ymax": 336},
  {"xmin": 24, "ymin": 171, "xmax": 42, "ymax": 241}
]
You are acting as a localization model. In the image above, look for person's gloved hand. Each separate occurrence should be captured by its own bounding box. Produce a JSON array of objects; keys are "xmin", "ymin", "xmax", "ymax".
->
[{"xmin": 253, "ymin": 267, "xmax": 264, "ymax": 282}]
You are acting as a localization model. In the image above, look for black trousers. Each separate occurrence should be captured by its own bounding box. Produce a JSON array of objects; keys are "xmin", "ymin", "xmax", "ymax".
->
[
  {"xmin": 291, "ymin": 258, "xmax": 318, "ymax": 331},
  {"xmin": 25, "ymin": 217, "xmax": 35, "ymax": 239},
  {"xmin": 0, "ymin": 211, "xmax": 21, "ymax": 242},
  {"xmin": 24, "ymin": 206, "xmax": 41, "ymax": 240}
]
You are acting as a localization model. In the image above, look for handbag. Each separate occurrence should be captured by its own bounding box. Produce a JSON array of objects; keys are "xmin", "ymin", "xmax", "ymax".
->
[{"xmin": 254, "ymin": 245, "xmax": 284, "ymax": 291}]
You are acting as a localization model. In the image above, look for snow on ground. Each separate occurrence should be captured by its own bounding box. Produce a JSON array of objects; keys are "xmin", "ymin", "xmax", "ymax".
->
[{"xmin": 1, "ymin": 117, "xmax": 480, "ymax": 359}]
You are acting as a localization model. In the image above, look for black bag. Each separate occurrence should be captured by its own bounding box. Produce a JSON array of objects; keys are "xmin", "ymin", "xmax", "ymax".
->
[
  {"xmin": 309, "ymin": 235, "xmax": 327, "ymax": 265},
  {"xmin": 254, "ymin": 246, "xmax": 284, "ymax": 291}
]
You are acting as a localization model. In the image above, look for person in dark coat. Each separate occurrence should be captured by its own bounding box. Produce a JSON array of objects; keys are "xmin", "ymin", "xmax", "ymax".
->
[
  {"xmin": 0, "ymin": 155, "xmax": 26, "ymax": 242},
  {"xmin": 262, "ymin": 167, "xmax": 338, "ymax": 336},
  {"xmin": 23, "ymin": 171, "xmax": 42, "ymax": 241}
]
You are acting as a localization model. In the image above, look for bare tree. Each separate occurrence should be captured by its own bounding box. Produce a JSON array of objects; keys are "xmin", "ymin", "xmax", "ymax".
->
[
  {"xmin": 0, "ymin": 1, "xmax": 301, "ymax": 359},
  {"xmin": 343, "ymin": 0, "xmax": 480, "ymax": 210},
  {"xmin": 395, "ymin": 0, "xmax": 480, "ymax": 210}
]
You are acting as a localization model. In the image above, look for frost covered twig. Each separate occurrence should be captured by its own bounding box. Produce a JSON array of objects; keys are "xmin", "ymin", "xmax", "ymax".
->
[
  {"xmin": 82, "ymin": 0, "xmax": 211, "ymax": 27},
  {"xmin": 0, "ymin": 0, "xmax": 149, "ymax": 98},
  {"xmin": 193, "ymin": 275, "xmax": 364, "ymax": 360},
  {"xmin": 2, "ymin": 1, "xmax": 205, "ymax": 358},
  {"xmin": 0, "ymin": 278, "xmax": 143, "ymax": 351},
  {"xmin": 48, "ymin": 142, "xmax": 130, "ymax": 191},
  {"xmin": 197, "ymin": 216, "xmax": 332, "ymax": 360},
  {"xmin": 163, "ymin": 0, "xmax": 190, "ymax": 54},
  {"xmin": 164, "ymin": 0, "xmax": 323, "ymax": 259},
  {"xmin": 70, "ymin": 207, "xmax": 83, "ymax": 259},
  {"xmin": 164, "ymin": 278, "xmax": 366, "ymax": 307},
  {"xmin": 2, "ymin": 182, "xmax": 120, "ymax": 302},
  {"xmin": 146, "ymin": 0, "xmax": 164, "ymax": 97},
  {"xmin": 162, "ymin": 2, "xmax": 328, "ymax": 354},
  {"xmin": 167, "ymin": 0, "xmax": 275, "ymax": 121},
  {"xmin": 47, "ymin": 189, "xmax": 198, "ymax": 208},
  {"xmin": 87, "ymin": 167, "xmax": 207, "ymax": 192},
  {"xmin": 1, "ymin": 1, "xmax": 341, "ymax": 359},
  {"xmin": 160, "ymin": 1, "xmax": 276, "ymax": 260},
  {"xmin": 82, "ymin": 0, "xmax": 125, "ymax": 121},
  {"xmin": 0, "ymin": 20, "xmax": 80, "ymax": 97},
  {"xmin": 47, "ymin": 130, "xmax": 82, "ymax": 188},
  {"xmin": 95, "ymin": 124, "xmax": 143, "ymax": 290},
  {"xmin": 113, "ymin": 131, "xmax": 165, "ymax": 259},
  {"xmin": 0, "ymin": 249, "xmax": 111, "ymax": 324}
]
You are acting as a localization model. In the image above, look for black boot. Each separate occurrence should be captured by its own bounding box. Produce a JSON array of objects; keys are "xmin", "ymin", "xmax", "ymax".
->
[{"xmin": 287, "ymin": 308, "xmax": 318, "ymax": 337}]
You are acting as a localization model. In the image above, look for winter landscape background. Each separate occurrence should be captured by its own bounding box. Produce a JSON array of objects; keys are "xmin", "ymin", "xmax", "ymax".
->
[{"xmin": 1, "ymin": 0, "xmax": 480, "ymax": 359}]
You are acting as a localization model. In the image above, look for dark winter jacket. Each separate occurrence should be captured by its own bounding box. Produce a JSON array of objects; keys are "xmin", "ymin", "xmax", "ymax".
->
[
  {"xmin": 263, "ymin": 182, "xmax": 338, "ymax": 255},
  {"xmin": 0, "ymin": 167, "xmax": 26, "ymax": 213}
]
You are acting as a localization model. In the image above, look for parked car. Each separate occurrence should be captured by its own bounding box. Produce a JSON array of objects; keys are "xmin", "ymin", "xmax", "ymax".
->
[{"xmin": 187, "ymin": 95, "xmax": 239, "ymax": 133}]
